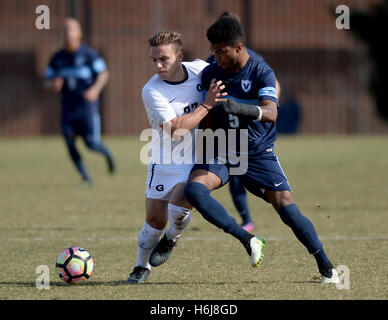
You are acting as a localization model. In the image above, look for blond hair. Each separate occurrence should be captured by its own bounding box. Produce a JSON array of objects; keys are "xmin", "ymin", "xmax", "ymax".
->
[{"xmin": 148, "ymin": 31, "xmax": 183, "ymax": 52}]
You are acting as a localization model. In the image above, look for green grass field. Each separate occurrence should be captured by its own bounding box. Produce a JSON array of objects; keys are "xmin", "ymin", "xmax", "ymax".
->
[{"xmin": 0, "ymin": 135, "xmax": 387, "ymax": 300}]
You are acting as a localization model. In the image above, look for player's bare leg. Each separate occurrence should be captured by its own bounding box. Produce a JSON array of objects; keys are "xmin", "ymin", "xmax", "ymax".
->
[
  {"xmin": 127, "ymin": 198, "xmax": 168, "ymax": 284},
  {"xmin": 265, "ymin": 190, "xmax": 339, "ymax": 284},
  {"xmin": 149, "ymin": 183, "xmax": 192, "ymax": 267}
]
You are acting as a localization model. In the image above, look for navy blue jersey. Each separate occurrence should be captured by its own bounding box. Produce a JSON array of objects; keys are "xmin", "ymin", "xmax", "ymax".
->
[
  {"xmin": 202, "ymin": 49, "xmax": 278, "ymax": 155},
  {"xmin": 45, "ymin": 44, "xmax": 107, "ymax": 118}
]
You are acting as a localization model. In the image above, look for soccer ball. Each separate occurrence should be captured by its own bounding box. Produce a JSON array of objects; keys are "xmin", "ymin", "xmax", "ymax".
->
[{"xmin": 56, "ymin": 246, "xmax": 94, "ymax": 284}]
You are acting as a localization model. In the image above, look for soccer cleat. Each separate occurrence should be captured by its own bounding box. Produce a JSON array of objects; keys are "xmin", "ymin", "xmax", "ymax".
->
[
  {"xmin": 321, "ymin": 268, "xmax": 339, "ymax": 284},
  {"xmin": 244, "ymin": 236, "xmax": 265, "ymax": 268},
  {"xmin": 80, "ymin": 178, "xmax": 93, "ymax": 188},
  {"xmin": 127, "ymin": 266, "xmax": 151, "ymax": 284},
  {"xmin": 241, "ymin": 221, "xmax": 256, "ymax": 232},
  {"xmin": 149, "ymin": 234, "xmax": 176, "ymax": 267},
  {"xmin": 107, "ymin": 156, "xmax": 116, "ymax": 175}
]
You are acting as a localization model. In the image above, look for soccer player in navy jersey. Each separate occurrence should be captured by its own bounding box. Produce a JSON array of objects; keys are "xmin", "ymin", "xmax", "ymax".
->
[
  {"xmin": 207, "ymin": 47, "xmax": 281, "ymax": 233},
  {"xmin": 45, "ymin": 18, "xmax": 115, "ymax": 186},
  {"xmin": 205, "ymin": 12, "xmax": 283, "ymax": 233},
  {"xmin": 184, "ymin": 17, "xmax": 339, "ymax": 283}
]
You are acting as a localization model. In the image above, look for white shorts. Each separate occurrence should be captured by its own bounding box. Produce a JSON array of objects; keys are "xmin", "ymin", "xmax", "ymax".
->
[{"xmin": 145, "ymin": 163, "xmax": 193, "ymax": 201}]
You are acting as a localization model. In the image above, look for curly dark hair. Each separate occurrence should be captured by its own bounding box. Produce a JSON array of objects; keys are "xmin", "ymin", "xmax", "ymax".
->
[{"xmin": 206, "ymin": 16, "xmax": 245, "ymax": 46}]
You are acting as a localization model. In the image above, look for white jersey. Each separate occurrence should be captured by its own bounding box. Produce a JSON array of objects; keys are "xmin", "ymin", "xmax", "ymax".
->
[{"xmin": 142, "ymin": 59, "xmax": 208, "ymax": 166}]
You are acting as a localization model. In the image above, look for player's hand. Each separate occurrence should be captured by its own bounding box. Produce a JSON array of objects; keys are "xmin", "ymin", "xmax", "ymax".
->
[
  {"xmin": 52, "ymin": 77, "xmax": 64, "ymax": 92},
  {"xmin": 83, "ymin": 86, "xmax": 100, "ymax": 102},
  {"xmin": 202, "ymin": 78, "xmax": 227, "ymax": 110}
]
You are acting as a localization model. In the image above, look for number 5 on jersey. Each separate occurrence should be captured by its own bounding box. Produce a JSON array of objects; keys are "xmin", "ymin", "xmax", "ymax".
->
[{"xmin": 229, "ymin": 114, "xmax": 240, "ymax": 128}]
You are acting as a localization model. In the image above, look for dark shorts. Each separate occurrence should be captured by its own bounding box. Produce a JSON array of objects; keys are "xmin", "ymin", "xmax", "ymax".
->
[
  {"xmin": 191, "ymin": 150, "xmax": 291, "ymax": 202},
  {"xmin": 62, "ymin": 113, "xmax": 101, "ymax": 142},
  {"xmin": 190, "ymin": 163, "xmax": 230, "ymax": 187}
]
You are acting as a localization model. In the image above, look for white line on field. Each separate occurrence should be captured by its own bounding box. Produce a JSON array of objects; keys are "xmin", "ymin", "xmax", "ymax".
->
[{"xmin": 4, "ymin": 235, "xmax": 388, "ymax": 242}]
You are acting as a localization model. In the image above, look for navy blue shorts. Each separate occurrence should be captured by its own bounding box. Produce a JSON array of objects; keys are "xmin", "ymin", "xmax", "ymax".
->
[
  {"xmin": 191, "ymin": 150, "xmax": 291, "ymax": 202},
  {"xmin": 190, "ymin": 163, "xmax": 230, "ymax": 187},
  {"xmin": 62, "ymin": 113, "xmax": 101, "ymax": 142}
]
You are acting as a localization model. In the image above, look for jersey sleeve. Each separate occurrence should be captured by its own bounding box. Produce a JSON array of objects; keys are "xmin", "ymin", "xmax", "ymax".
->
[
  {"xmin": 88, "ymin": 48, "xmax": 107, "ymax": 75},
  {"xmin": 201, "ymin": 65, "xmax": 213, "ymax": 100},
  {"xmin": 45, "ymin": 53, "xmax": 59, "ymax": 79},
  {"xmin": 184, "ymin": 59, "xmax": 209, "ymax": 75},
  {"xmin": 257, "ymin": 62, "xmax": 278, "ymax": 105},
  {"xmin": 142, "ymin": 86, "xmax": 177, "ymax": 126}
]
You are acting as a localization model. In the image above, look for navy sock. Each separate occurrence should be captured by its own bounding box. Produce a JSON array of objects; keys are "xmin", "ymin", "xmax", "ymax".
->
[
  {"xmin": 184, "ymin": 182, "xmax": 252, "ymax": 243},
  {"xmin": 278, "ymin": 203, "xmax": 332, "ymax": 270},
  {"xmin": 65, "ymin": 137, "xmax": 90, "ymax": 181},
  {"xmin": 313, "ymin": 248, "xmax": 333, "ymax": 272},
  {"xmin": 229, "ymin": 176, "xmax": 253, "ymax": 224}
]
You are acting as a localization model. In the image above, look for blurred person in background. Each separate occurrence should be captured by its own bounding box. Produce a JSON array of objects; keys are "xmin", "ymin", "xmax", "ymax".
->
[{"xmin": 45, "ymin": 17, "xmax": 115, "ymax": 187}]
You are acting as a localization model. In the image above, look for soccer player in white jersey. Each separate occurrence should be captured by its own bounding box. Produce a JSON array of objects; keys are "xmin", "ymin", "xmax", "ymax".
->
[{"xmin": 127, "ymin": 31, "xmax": 227, "ymax": 283}]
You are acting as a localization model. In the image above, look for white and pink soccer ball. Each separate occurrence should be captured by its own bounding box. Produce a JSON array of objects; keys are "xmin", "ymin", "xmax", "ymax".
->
[{"xmin": 56, "ymin": 246, "xmax": 94, "ymax": 285}]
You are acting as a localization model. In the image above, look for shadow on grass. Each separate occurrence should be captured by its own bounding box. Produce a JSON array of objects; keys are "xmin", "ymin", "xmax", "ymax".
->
[
  {"xmin": 146, "ymin": 280, "xmax": 320, "ymax": 285},
  {"xmin": 0, "ymin": 280, "xmax": 128, "ymax": 287},
  {"xmin": 0, "ymin": 279, "xmax": 319, "ymax": 288}
]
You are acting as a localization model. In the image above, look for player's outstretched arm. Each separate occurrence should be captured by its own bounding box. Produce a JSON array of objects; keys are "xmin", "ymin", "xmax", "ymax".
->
[
  {"xmin": 215, "ymin": 99, "xmax": 277, "ymax": 123},
  {"xmin": 163, "ymin": 79, "xmax": 227, "ymax": 139}
]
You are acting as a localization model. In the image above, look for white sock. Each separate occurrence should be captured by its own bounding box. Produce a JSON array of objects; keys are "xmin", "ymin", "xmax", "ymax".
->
[
  {"xmin": 165, "ymin": 204, "xmax": 192, "ymax": 242},
  {"xmin": 136, "ymin": 222, "xmax": 164, "ymax": 270}
]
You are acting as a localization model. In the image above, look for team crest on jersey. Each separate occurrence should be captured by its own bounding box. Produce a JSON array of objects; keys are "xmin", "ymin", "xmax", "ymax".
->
[{"xmin": 241, "ymin": 80, "xmax": 252, "ymax": 93}]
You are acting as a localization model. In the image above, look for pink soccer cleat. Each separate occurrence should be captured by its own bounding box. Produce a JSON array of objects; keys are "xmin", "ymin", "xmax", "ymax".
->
[{"xmin": 242, "ymin": 222, "xmax": 256, "ymax": 232}]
